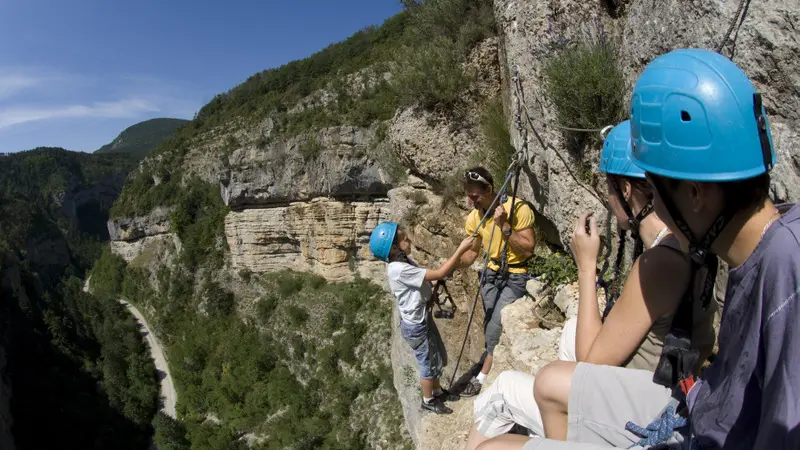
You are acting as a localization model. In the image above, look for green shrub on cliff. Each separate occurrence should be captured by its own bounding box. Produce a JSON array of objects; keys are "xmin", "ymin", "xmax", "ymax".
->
[
  {"xmin": 393, "ymin": 0, "xmax": 496, "ymax": 109},
  {"xmin": 542, "ymin": 29, "xmax": 626, "ymax": 143}
]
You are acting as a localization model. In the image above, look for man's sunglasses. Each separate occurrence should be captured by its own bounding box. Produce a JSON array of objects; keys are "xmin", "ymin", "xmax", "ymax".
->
[{"xmin": 465, "ymin": 171, "xmax": 491, "ymax": 187}]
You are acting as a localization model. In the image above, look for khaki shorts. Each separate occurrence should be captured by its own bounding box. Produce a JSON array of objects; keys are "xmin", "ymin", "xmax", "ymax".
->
[{"xmin": 522, "ymin": 363, "xmax": 687, "ymax": 449}]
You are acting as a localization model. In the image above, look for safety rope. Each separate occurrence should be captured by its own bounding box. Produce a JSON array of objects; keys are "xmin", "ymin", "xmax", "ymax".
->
[
  {"xmin": 625, "ymin": 405, "xmax": 688, "ymax": 448},
  {"xmin": 447, "ymin": 80, "xmax": 531, "ymax": 387},
  {"xmin": 716, "ymin": 0, "xmax": 750, "ymax": 55},
  {"xmin": 447, "ymin": 167, "xmax": 517, "ymax": 388},
  {"xmin": 512, "ymin": 67, "xmax": 606, "ymax": 207}
]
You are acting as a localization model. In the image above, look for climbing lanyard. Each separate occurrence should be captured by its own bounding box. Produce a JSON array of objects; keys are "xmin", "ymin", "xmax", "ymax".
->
[{"xmin": 431, "ymin": 279, "xmax": 457, "ymax": 319}]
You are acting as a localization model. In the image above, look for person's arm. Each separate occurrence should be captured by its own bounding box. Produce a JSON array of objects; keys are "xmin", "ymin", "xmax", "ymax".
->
[
  {"xmin": 425, "ymin": 236, "xmax": 476, "ymax": 281},
  {"xmin": 455, "ymin": 236, "xmax": 481, "ymax": 269},
  {"xmin": 580, "ymin": 246, "xmax": 689, "ymax": 365},
  {"xmin": 494, "ymin": 203, "xmax": 535, "ymax": 259},
  {"xmin": 500, "ymin": 226, "xmax": 535, "ymax": 259},
  {"xmin": 456, "ymin": 214, "xmax": 483, "ymax": 269}
]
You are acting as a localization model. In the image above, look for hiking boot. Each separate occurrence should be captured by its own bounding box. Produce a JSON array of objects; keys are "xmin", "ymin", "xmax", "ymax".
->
[
  {"xmin": 422, "ymin": 397, "xmax": 453, "ymax": 414},
  {"xmin": 459, "ymin": 377, "xmax": 482, "ymax": 397},
  {"xmin": 435, "ymin": 388, "xmax": 460, "ymax": 402}
]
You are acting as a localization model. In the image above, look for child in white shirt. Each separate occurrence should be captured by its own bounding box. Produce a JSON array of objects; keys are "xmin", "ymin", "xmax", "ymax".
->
[{"xmin": 370, "ymin": 221, "xmax": 475, "ymax": 414}]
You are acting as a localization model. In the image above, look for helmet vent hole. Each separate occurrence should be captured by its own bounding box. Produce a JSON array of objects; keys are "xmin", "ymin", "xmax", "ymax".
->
[{"xmin": 681, "ymin": 111, "xmax": 692, "ymax": 122}]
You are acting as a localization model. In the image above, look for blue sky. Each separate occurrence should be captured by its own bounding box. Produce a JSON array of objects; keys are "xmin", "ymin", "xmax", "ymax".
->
[{"xmin": 0, "ymin": 0, "xmax": 402, "ymax": 153}]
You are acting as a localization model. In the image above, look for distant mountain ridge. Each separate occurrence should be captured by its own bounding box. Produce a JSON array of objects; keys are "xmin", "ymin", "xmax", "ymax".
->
[{"xmin": 96, "ymin": 118, "xmax": 188, "ymax": 157}]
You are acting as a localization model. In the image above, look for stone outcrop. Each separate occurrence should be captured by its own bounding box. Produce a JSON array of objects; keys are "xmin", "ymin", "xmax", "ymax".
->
[
  {"xmin": 221, "ymin": 126, "xmax": 391, "ymax": 209},
  {"xmin": 224, "ymin": 198, "xmax": 390, "ymax": 282},
  {"xmin": 107, "ymin": 207, "xmax": 173, "ymax": 242},
  {"xmin": 110, "ymin": 234, "xmax": 180, "ymax": 264},
  {"xmin": 387, "ymin": 38, "xmax": 502, "ymax": 187}
]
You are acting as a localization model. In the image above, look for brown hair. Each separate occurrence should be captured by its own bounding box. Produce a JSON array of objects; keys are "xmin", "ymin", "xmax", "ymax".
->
[
  {"xmin": 657, "ymin": 173, "xmax": 771, "ymax": 214},
  {"xmin": 463, "ymin": 166, "xmax": 494, "ymax": 191},
  {"xmin": 605, "ymin": 174, "xmax": 654, "ymax": 303},
  {"xmin": 388, "ymin": 227, "xmax": 409, "ymax": 262}
]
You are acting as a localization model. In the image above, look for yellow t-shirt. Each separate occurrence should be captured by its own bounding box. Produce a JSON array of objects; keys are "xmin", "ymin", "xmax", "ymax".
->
[{"xmin": 465, "ymin": 197, "xmax": 535, "ymax": 274}]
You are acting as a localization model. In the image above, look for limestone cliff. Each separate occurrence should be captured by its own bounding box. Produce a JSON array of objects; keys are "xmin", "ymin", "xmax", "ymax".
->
[
  {"xmin": 225, "ymin": 198, "xmax": 389, "ymax": 282},
  {"xmin": 222, "ymin": 126, "xmax": 391, "ymax": 208}
]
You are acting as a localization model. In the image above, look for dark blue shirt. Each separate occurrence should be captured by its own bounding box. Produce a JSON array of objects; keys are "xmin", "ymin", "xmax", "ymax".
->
[{"xmin": 687, "ymin": 204, "xmax": 800, "ymax": 449}]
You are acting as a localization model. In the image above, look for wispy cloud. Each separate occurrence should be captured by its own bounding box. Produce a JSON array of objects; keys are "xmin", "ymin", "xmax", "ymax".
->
[
  {"xmin": 0, "ymin": 66, "xmax": 201, "ymax": 129},
  {"xmin": 0, "ymin": 73, "xmax": 45, "ymax": 100},
  {"xmin": 0, "ymin": 98, "xmax": 160, "ymax": 129}
]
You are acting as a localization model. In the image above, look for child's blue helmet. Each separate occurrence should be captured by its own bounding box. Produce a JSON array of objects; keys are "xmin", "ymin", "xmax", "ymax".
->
[
  {"xmin": 599, "ymin": 120, "xmax": 645, "ymax": 179},
  {"xmin": 630, "ymin": 48, "xmax": 775, "ymax": 181},
  {"xmin": 369, "ymin": 222, "xmax": 398, "ymax": 261}
]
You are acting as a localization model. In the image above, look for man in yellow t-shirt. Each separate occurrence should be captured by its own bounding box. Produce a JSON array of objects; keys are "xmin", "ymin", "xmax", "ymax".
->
[{"xmin": 457, "ymin": 166, "xmax": 536, "ymax": 397}]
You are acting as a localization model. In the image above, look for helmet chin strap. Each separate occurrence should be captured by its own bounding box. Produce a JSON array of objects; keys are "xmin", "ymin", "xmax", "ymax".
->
[
  {"xmin": 648, "ymin": 177, "xmax": 736, "ymax": 275},
  {"xmin": 610, "ymin": 179, "xmax": 654, "ymax": 238}
]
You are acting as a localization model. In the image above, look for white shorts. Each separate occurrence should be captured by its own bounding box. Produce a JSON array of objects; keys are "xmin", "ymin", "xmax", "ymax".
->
[{"xmin": 472, "ymin": 317, "xmax": 578, "ymax": 437}]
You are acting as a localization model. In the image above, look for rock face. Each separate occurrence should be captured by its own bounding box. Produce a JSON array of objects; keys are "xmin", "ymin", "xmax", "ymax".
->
[
  {"xmin": 107, "ymin": 207, "xmax": 173, "ymax": 242},
  {"xmin": 224, "ymin": 198, "xmax": 390, "ymax": 282},
  {"xmin": 221, "ymin": 126, "xmax": 391, "ymax": 208},
  {"xmin": 111, "ymin": 234, "xmax": 179, "ymax": 264},
  {"xmin": 492, "ymin": 0, "xmax": 800, "ymax": 247},
  {"xmin": 53, "ymin": 172, "xmax": 127, "ymax": 234},
  {"xmin": 388, "ymin": 38, "xmax": 502, "ymax": 187}
]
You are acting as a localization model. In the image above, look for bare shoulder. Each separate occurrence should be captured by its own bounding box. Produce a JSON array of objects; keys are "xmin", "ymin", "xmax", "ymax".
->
[{"xmin": 633, "ymin": 243, "xmax": 691, "ymax": 316}]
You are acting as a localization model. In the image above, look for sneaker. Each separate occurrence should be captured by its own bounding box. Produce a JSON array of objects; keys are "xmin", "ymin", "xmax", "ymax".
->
[
  {"xmin": 435, "ymin": 388, "xmax": 460, "ymax": 402},
  {"xmin": 459, "ymin": 377, "xmax": 482, "ymax": 397},
  {"xmin": 421, "ymin": 397, "xmax": 453, "ymax": 414}
]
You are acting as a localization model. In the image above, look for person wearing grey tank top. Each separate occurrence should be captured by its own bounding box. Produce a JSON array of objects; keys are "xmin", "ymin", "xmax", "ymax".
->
[{"xmin": 465, "ymin": 121, "xmax": 717, "ymax": 450}]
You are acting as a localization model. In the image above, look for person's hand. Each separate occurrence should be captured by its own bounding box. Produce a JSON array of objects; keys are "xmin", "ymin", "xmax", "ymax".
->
[
  {"xmin": 571, "ymin": 212, "xmax": 600, "ymax": 272},
  {"xmin": 457, "ymin": 236, "xmax": 476, "ymax": 254},
  {"xmin": 493, "ymin": 205, "xmax": 508, "ymax": 227}
]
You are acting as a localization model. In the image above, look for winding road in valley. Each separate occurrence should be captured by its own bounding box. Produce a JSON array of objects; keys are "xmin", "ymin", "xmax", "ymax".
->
[{"xmin": 119, "ymin": 299, "xmax": 177, "ymax": 419}]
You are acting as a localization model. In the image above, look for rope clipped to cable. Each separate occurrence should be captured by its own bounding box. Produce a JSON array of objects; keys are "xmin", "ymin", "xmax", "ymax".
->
[
  {"xmin": 716, "ymin": 0, "xmax": 751, "ymax": 55},
  {"xmin": 511, "ymin": 67, "xmax": 606, "ymax": 207},
  {"xmin": 447, "ymin": 77, "xmax": 530, "ymax": 387}
]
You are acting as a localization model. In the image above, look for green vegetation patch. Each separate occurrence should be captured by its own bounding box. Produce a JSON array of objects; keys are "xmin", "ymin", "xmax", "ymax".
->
[{"xmin": 542, "ymin": 28, "xmax": 626, "ymax": 148}]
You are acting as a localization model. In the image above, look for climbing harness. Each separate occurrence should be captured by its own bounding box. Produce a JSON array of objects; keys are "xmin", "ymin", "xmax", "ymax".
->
[{"xmin": 431, "ymin": 278, "xmax": 457, "ymax": 320}]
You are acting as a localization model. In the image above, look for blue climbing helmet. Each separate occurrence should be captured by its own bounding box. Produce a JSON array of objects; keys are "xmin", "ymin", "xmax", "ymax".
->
[
  {"xmin": 599, "ymin": 120, "xmax": 645, "ymax": 179},
  {"xmin": 369, "ymin": 222, "xmax": 398, "ymax": 261},
  {"xmin": 630, "ymin": 48, "xmax": 775, "ymax": 181}
]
